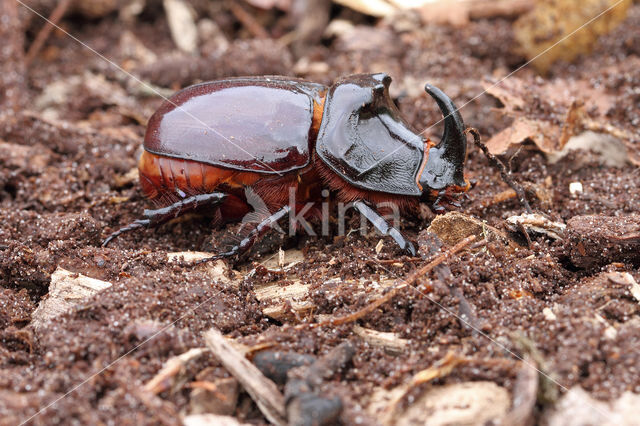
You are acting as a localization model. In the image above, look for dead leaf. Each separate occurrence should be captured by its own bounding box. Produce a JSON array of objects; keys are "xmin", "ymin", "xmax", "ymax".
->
[{"xmin": 484, "ymin": 77, "xmax": 636, "ymax": 162}]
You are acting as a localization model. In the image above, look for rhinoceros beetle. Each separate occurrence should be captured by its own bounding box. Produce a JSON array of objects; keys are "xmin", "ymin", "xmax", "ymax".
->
[{"xmin": 103, "ymin": 73, "xmax": 470, "ymax": 260}]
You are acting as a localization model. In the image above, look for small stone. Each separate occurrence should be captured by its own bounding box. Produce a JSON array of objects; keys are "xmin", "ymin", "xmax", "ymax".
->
[
  {"xmin": 543, "ymin": 307, "xmax": 557, "ymax": 321},
  {"xmin": 569, "ymin": 181, "xmax": 583, "ymax": 196}
]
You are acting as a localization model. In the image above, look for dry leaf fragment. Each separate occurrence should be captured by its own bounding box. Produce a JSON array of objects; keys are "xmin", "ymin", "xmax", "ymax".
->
[{"xmin": 484, "ymin": 77, "xmax": 636, "ymax": 161}]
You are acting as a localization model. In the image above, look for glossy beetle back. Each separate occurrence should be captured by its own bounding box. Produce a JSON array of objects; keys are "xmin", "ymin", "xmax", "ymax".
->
[{"xmin": 144, "ymin": 77, "xmax": 326, "ymax": 174}]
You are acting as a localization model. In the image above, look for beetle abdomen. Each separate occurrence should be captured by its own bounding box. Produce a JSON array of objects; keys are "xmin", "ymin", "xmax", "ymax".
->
[{"xmin": 138, "ymin": 151, "xmax": 261, "ymax": 203}]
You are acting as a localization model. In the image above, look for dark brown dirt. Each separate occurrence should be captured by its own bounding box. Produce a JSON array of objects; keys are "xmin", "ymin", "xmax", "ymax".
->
[{"xmin": 1, "ymin": 1, "xmax": 639, "ymax": 425}]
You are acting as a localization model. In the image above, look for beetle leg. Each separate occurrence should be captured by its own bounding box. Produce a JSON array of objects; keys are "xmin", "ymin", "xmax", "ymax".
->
[
  {"xmin": 103, "ymin": 192, "xmax": 226, "ymax": 247},
  {"xmin": 194, "ymin": 205, "xmax": 291, "ymax": 264},
  {"xmin": 353, "ymin": 201, "xmax": 416, "ymax": 256}
]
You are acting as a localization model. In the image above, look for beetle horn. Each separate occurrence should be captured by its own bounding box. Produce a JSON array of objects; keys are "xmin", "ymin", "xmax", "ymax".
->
[{"xmin": 420, "ymin": 84, "xmax": 467, "ymax": 190}]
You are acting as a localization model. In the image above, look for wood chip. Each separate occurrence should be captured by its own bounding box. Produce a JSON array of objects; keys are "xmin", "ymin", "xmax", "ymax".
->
[
  {"xmin": 143, "ymin": 347, "xmax": 208, "ymax": 395},
  {"xmin": 254, "ymin": 280, "xmax": 313, "ymax": 321},
  {"xmin": 204, "ymin": 328, "xmax": 287, "ymax": 426},
  {"xmin": 353, "ymin": 325, "xmax": 409, "ymax": 355},
  {"xmin": 163, "ymin": 0, "xmax": 198, "ymax": 53},
  {"xmin": 31, "ymin": 267, "xmax": 112, "ymax": 330}
]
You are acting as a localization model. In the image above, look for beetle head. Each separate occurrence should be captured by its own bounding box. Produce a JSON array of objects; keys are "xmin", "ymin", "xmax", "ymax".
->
[{"xmin": 419, "ymin": 84, "xmax": 469, "ymax": 203}]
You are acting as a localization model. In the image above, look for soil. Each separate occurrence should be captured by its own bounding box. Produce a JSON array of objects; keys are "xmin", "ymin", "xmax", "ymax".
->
[{"xmin": 1, "ymin": 1, "xmax": 639, "ymax": 425}]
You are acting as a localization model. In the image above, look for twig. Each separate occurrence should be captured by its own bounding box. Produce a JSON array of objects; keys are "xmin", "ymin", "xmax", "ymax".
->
[
  {"xmin": 25, "ymin": 0, "xmax": 72, "ymax": 66},
  {"xmin": 204, "ymin": 328, "xmax": 287, "ymax": 426},
  {"xmin": 468, "ymin": 128, "xmax": 533, "ymax": 214},
  {"xmin": 227, "ymin": 1, "xmax": 269, "ymax": 39},
  {"xmin": 366, "ymin": 256, "xmax": 422, "ymax": 265},
  {"xmin": 300, "ymin": 235, "xmax": 476, "ymax": 330}
]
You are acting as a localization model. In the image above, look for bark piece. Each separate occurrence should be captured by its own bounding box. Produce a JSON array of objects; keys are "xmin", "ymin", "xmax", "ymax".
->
[{"xmin": 506, "ymin": 213, "xmax": 566, "ymax": 240}]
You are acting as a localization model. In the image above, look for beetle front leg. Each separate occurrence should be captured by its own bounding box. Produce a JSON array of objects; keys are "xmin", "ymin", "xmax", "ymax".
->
[
  {"xmin": 103, "ymin": 192, "xmax": 226, "ymax": 247},
  {"xmin": 353, "ymin": 201, "xmax": 416, "ymax": 256},
  {"xmin": 194, "ymin": 205, "xmax": 292, "ymax": 264}
]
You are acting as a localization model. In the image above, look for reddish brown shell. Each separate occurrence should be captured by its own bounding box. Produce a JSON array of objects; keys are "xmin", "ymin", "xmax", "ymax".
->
[{"xmin": 144, "ymin": 77, "xmax": 326, "ymax": 174}]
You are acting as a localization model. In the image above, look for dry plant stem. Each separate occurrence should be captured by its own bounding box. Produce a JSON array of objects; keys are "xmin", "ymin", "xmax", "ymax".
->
[
  {"xmin": 25, "ymin": 0, "xmax": 72, "ymax": 66},
  {"xmin": 0, "ymin": 0, "xmax": 26, "ymax": 111},
  {"xmin": 468, "ymin": 128, "xmax": 533, "ymax": 214},
  {"xmin": 303, "ymin": 235, "xmax": 476, "ymax": 330},
  {"xmin": 204, "ymin": 328, "xmax": 287, "ymax": 426}
]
